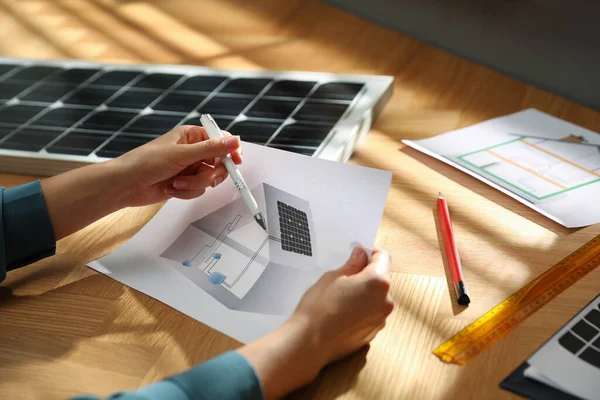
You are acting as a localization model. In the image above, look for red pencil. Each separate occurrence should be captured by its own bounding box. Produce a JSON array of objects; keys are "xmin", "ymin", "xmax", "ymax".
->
[{"xmin": 437, "ymin": 192, "xmax": 470, "ymax": 305}]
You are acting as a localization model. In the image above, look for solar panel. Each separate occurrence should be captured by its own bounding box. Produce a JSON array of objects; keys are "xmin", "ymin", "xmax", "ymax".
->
[
  {"xmin": 277, "ymin": 200, "xmax": 312, "ymax": 256},
  {"xmin": 0, "ymin": 57, "xmax": 394, "ymax": 176}
]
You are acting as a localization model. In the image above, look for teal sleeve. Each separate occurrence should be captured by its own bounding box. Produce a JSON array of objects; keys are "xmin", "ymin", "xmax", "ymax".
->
[
  {"xmin": 0, "ymin": 180, "xmax": 56, "ymax": 283},
  {"xmin": 71, "ymin": 351, "xmax": 264, "ymax": 400},
  {"xmin": 0, "ymin": 183, "xmax": 264, "ymax": 399}
]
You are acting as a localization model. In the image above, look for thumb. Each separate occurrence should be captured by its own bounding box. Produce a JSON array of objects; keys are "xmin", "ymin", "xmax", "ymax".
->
[
  {"xmin": 337, "ymin": 246, "xmax": 369, "ymax": 276},
  {"xmin": 363, "ymin": 248, "xmax": 391, "ymax": 278},
  {"xmin": 170, "ymin": 135, "xmax": 241, "ymax": 166}
]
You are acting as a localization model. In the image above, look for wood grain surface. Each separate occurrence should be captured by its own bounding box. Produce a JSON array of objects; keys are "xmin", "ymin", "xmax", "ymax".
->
[{"xmin": 1, "ymin": 0, "xmax": 599, "ymax": 399}]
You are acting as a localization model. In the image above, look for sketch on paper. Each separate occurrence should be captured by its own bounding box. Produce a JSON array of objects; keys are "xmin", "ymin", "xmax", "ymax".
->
[
  {"xmin": 160, "ymin": 182, "xmax": 321, "ymax": 316},
  {"xmin": 401, "ymin": 108, "xmax": 600, "ymax": 227},
  {"xmin": 456, "ymin": 134, "xmax": 600, "ymax": 200}
]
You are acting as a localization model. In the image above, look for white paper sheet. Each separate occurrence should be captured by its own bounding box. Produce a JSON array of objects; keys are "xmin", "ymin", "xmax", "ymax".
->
[
  {"xmin": 88, "ymin": 142, "xmax": 392, "ymax": 344},
  {"xmin": 403, "ymin": 108, "xmax": 600, "ymax": 228}
]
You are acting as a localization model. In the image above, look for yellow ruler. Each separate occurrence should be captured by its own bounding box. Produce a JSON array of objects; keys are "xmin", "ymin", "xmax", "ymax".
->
[{"xmin": 434, "ymin": 234, "xmax": 600, "ymax": 365}]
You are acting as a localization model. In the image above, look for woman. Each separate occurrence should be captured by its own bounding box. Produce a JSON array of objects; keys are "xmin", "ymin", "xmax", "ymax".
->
[{"xmin": 0, "ymin": 125, "xmax": 394, "ymax": 400}]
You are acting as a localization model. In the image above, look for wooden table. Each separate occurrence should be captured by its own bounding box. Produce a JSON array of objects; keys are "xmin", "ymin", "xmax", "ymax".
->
[{"xmin": 1, "ymin": 1, "xmax": 599, "ymax": 399}]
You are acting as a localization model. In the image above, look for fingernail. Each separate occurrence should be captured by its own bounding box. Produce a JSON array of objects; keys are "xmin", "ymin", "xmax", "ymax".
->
[
  {"xmin": 351, "ymin": 246, "xmax": 363, "ymax": 259},
  {"xmin": 213, "ymin": 176, "xmax": 223, "ymax": 187},
  {"xmin": 224, "ymin": 135, "xmax": 240, "ymax": 148},
  {"xmin": 173, "ymin": 179, "xmax": 189, "ymax": 189}
]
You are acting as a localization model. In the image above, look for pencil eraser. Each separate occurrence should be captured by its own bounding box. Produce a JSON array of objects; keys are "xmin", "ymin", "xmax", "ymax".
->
[
  {"xmin": 458, "ymin": 293, "xmax": 471, "ymax": 305},
  {"xmin": 456, "ymin": 280, "xmax": 470, "ymax": 305}
]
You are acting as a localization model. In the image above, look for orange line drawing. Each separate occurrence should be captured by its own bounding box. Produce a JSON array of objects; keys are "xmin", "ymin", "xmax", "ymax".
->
[
  {"xmin": 486, "ymin": 150, "xmax": 567, "ymax": 189},
  {"xmin": 521, "ymin": 139, "xmax": 600, "ymax": 178}
]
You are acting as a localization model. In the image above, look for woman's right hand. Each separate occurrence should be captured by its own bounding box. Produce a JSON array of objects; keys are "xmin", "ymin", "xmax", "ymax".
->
[{"xmin": 238, "ymin": 246, "xmax": 394, "ymax": 399}]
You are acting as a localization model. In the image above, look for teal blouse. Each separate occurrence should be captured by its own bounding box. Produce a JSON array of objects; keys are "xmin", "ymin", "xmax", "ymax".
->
[{"xmin": 0, "ymin": 180, "xmax": 264, "ymax": 400}]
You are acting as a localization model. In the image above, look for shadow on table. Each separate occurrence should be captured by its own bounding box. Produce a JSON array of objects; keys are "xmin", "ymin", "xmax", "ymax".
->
[
  {"xmin": 0, "ymin": 273, "xmax": 126, "ymax": 382},
  {"xmin": 400, "ymin": 146, "xmax": 579, "ymax": 236},
  {"xmin": 351, "ymin": 148, "xmax": 559, "ymax": 287},
  {"xmin": 287, "ymin": 347, "xmax": 369, "ymax": 399}
]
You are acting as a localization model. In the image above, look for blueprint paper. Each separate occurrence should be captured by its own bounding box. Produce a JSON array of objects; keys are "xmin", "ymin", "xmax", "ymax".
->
[
  {"xmin": 88, "ymin": 143, "xmax": 392, "ymax": 344},
  {"xmin": 403, "ymin": 108, "xmax": 600, "ymax": 228}
]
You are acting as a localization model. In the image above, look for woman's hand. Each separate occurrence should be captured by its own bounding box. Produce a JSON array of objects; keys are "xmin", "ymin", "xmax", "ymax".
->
[
  {"xmin": 238, "ymin": 246, "xmax": 393, "ymax": 399},
  {"xmin": 113, "ymin": 125, "xmax": 243, "ymax": 207},
  {"xmin": 40, "ymin": 125, "xmax": 242, "ymax": 240},
  {"xmin": 291, "ymin": 246, "xmax": 394, "ymax": 363}
]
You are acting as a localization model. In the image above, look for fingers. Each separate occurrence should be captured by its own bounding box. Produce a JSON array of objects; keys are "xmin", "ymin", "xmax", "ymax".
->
[
  {"xmin": 364, "ymin": 248, "xmax": 391, "ymax": 278},
  {"xmin": 165, "ymin": 126, "xmax": 241, "ymax": 167},
  {"xmin": 172, "ymin": 135, "xmax": 240, "ymax": 167},
  {"xmin": 175, "ymin": 125, "xmax": 243, "ymax": 166},
  {"xmin": 221, "ymin": 130, "xmax": 243, "ymax": 165},
  {"xmin": 176, "ymin": 125, "xmax": 208, "ymax": 145},
  {"xmin": 165, "ymin": 188, "xmax": 207, "ymax": 200},
  {"xmin": 337, "ymin": 246, "xmax": 369, "ymax": 276},
  {"xmin": 355, "ymin": 248, "xmax": 393, "ymax": 308},
  {"xmin": 172, "ymin": 162, "xmax": 228, "ymax": 191}
]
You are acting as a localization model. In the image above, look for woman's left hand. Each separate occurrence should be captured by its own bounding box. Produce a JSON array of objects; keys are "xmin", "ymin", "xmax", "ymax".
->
[{"xmin": 114, "ymin": 125, "xmax": 243, "ymax": 207}]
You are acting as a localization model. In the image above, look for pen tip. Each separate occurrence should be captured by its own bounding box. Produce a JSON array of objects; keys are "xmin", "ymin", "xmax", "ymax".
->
[{"xmin": 255, "ymin": 213, "xmax": 268, "ymax": 232}]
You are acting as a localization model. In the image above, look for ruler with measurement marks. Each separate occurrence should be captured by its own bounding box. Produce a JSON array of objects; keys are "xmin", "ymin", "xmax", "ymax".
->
[{"xmin": 434, "ymin": 234, "xmax": 600, "ymax": 365}]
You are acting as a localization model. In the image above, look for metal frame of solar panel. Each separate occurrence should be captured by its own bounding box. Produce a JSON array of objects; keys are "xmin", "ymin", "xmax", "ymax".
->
[{"xmin": 0, "ymin": 57, "xmax": 394, "ymax": 176}]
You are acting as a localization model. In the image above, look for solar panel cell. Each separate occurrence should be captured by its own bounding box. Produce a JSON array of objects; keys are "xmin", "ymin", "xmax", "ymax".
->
[
  {"xmin": 292, "ymin": 101, "xmax": 349, "ymax": 124},
  {"xmin": 183, "ymin": 116, "xmax": 234, "ymax": 129},
  {"xmin": 78, "ymin": 110, "xmax": 137, "ymax": 132},
  {"xmin": 62, "ymin": 87, "xmax": 116, "ymax": 106},
  {"xmin": 0, "ymin": 64, "xmax": 19, "ymax": 77},
  {"xmin": 246, "ymin": 98, "xmax": 301, "ymax": 119},
  {"xmin": 0, "ymin": 125, "xmax": 17, "ymax": 140},
  {"xmin": 9, "ymin": 66, "xmax": 62, "ymax": 81},
  {"xmin": 122, "ymin": 114, "xmax": 184, "ymax": 135},
  {"xmin": 153, "ymin": 92, "xmax": 207, "ymax": 113},
  {"xmin": 47, "ymin": 130, "xmax": 112, "ymax": 156},
  {"xmin": 219, "ymin": 78, "xmax": 271, "ymax": 95},
  {"xmin": 176, "ymin": 75, "xmax": 227, "ymax": 92},
  {"xmin": 0, "ymin": 82, "xmax": 29, "ymax": 99},
  {"xmin": 51, "ymin": 69, "xmax": 98, "ymax": 85},
  {"xmin": 311, "ymin": 82, "xmax": 364, "ymax": 101},
  {"xmin": 263, "ymin": 80, "xmax": 316, "ymax": 98},
  {"xmin": 96, "ymin": 134, "xmax": 156, "ymax": 158},
  {"xmin": 19, "ymin": 82, "xmax": 78, "ymax": 103},
  {"xmin": 88, "ymin": 70, "xmax": 142, "ymax": 87},
  {"xmin": 0, "ymin": 105, "xmax": 46, "ymax": 124},
  {"xmin": 132, "ymin": 73, "xmax": 183, "ymax": 90},
  {"xmin": 227, "ymin": 120, "xmax": 281, "ymax": 144},
  {"xmin": 270, "ymin": 122, "xmax": 330, "ymax": 147},
  {"xmin": 107, "ymin": 89, "xmax": 162, "ymax": 109},
  {"xmin": 197, "ymin": 95, "xmax": 253, "ymax": 116},
  {"xmin": 31, "ymin": 108, "xmax": 92, "ymax": 128},
  {"xmin": 0, "ymin": 127, "xmax": 63, "ymax": 152}
]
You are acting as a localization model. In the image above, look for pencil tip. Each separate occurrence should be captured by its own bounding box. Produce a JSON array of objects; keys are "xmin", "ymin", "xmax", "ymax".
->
[{"xmin": 438, "ymin": 192, "xmax": 443, "ymax": 197}]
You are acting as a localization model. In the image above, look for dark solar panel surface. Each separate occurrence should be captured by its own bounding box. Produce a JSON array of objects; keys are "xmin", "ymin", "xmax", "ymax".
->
[
  {"xmin": 0, "ymin": 62, "xmax": 365, "ymax": 158},
  {"xmin": 277, "ymin": 200, "xmax": 312, "ymax": 256}
]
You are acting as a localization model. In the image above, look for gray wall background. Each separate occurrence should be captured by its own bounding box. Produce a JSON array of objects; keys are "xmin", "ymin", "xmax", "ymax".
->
[{"xmin": 323, "ymin": 0, "xmax": 600, "ymax": 111}]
